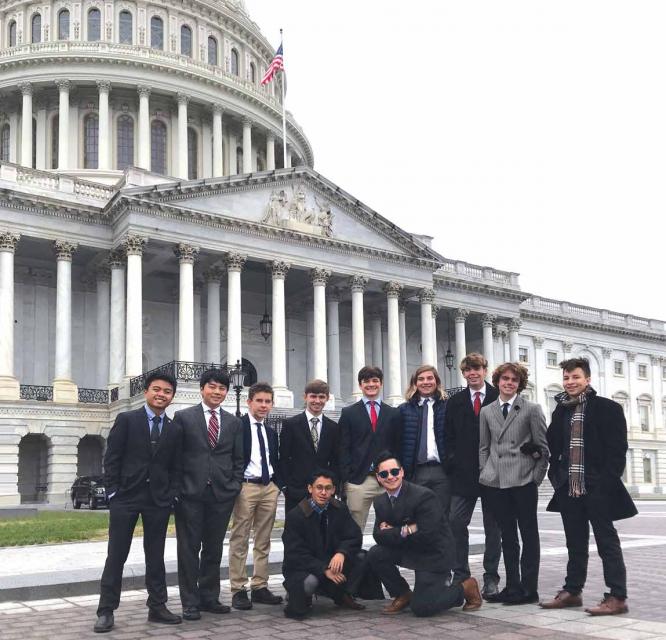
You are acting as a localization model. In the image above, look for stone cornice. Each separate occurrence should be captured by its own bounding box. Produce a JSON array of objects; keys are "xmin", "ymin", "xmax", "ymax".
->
[
  {"xmin": 0, "ymin": 187, "xmax": 106, "ymax": 224},
  {"xmin": 434, "ymin": 275, "xmax": 530, "ymax": 303}
]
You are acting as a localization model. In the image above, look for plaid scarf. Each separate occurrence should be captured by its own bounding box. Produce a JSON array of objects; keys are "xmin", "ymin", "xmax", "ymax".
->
[{"xmin": 555, "ymin": 387, "xmax": 595, "ymax": 497}]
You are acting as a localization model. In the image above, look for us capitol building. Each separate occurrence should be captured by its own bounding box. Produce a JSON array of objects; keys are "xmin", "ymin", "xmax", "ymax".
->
[{"xmin": 0, "ymin": 0, "xmax": 663, "ymax": 506}]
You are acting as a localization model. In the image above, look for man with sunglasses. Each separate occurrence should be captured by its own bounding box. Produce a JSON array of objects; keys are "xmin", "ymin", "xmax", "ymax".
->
[{"xmin": 366, "ymin": 452, "xmax": 482, "ymax": 617}]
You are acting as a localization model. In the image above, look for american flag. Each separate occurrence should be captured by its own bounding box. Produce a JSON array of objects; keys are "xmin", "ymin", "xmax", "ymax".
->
[{"xmin": 261, "ymin": 43, "xmax": 284, "ymax": 85}]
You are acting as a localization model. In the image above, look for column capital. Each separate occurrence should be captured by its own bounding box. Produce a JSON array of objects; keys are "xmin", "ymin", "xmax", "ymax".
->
[
  {"xmin": 123, "ymin": 234, "xmax": 147, "ymax": 256},
  {"xmin": 107, "ymin": 248, "xmax": 126, "ymax": 268},
  {"xmin": 533, "ymin": 335, "xmax": 545, "ymax": 348},
  {"xmin": 53, "ymin": 239, "xmax": 77, "ymax": 261},
  {"xmin": 266, "ymin": 131, "xmax": 276, "ymax": 142},
  {"xmin": 418, "ymin": 287, "xmax": 435, "ymax": 304},
  {"xmin": 310, "ymin": 267, "xmax": 331, "ymax": 286},
  {"xmin": 328, "ymin": 286, "xmax": 342, "ymax": 302},
  {"xmin": 481, "ymin": 313, "xmax": 496, "ymax": 328},
  {"xmin": 431, "ymin": 304, "xmax": 440, "ymax": 319},
  {"xmin": 0, "ymin": 231, "xmax": 20, "ymax": 252},
  {"xmin": 242, "ymin": 116, "xmax": 253, "ymax": 128},
  {"xmin": 562, "ymin": 340, "xmax": 573, "ymax": 353},
  {"xmin": 212, "ymin": 102, "xmax": 224, "ymax": 115},
  {"xmin": 454, "ymin": 308, "xmax": 469, "ymax": 322},
  {"xmin": 383, "ymin": 281, "xmax": 403, "ymax": 298},
  {"xmin": 224, "ymin": 252, "xmax": 246, "ymax": 272},
  {"xmin": 650, "ymin": 355, "xmax": 660, "ymax": 366},
  {"xmin": 18, "ymin": 82, "xmax": 32, "ymax": 96},
  {"xmin": 627, "ymin": 351, "xmax": 636, "ymax": 362},
  {"xmin": 508, "ymin": 317, "xmax": 522, "ymax": 332},
  {"xmin": 173, "ymin": 242, "xmax": 199, "ymax": 264},
  {"xmin": 177, "ymin": 92, "xmax": 190, "ymax": 106},
  {"xmin": 349, "ymin": 274, "xmax": 368, "ymax": 293},
  {"xmin": 137, "ymin": 85, "xmax": 152, "ymax": 99},
  {"xmin": 601, "ymin": 347, "xmax": 612, "ymax": 358},
  {"xmin": 55, "ymin": 79, "xmax": 71, "ymax": 92},
  {"xmin": 96, "ymin": 80, "xmax": 111, "ymax": 93},
  {"xmin": 95, "ymin": 265, "xmax": 111, "ymax": 282},
  {"xmin": 203, "ymin": 265, "xmax": 224, "ymax": 283},
  {"xmin": 270, "ymin": 260, "xmax": 290, "ymax": 279}
]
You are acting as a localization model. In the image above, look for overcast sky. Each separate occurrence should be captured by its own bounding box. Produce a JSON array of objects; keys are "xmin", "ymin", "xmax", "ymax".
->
[{"xmin": 244, "ymin": 1, "xmax": 665, "ymax": 320}]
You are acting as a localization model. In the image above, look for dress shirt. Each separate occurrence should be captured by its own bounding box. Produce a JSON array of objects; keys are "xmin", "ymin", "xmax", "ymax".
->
[
  {"xmin": 418, "ymin": 395, "xmax": 440, "ymax": 462},
  {"xmin": 144, "ymin": 404, "xmax": 164, "ymax": 434},
  {"xmin": 201, "ymin": 401, "xmax": 222, "ymax": 444},
  {"xmin": 305, "ymin": 409, "xmax": 323, "ymax": 440},
  {"xmin": 363, "ymin": 396, "xmax": 382, "ymax": 419},
  {"xmin": 498, "ymin": 395, "xmax": 518, "ymax": 412},
  {"xmin": 244, "ymin": 412, "xmax": 275, "ymax": 480},
  {"xmin": 468, "ymin": 383, "xmax": 487, "ymax": 406}
]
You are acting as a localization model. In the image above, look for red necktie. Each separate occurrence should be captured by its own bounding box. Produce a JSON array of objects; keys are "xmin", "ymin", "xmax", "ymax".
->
[
  {"xmin": 369, "ymin": 401, "xmax": 378, "ymax": 432},
  {"xmin": 208, "ymin": 410, "xmax": 219, "ymax": 448},
  {"xmin": 473, "ymin": 392, "xmax": 481, "ymax": 417}
]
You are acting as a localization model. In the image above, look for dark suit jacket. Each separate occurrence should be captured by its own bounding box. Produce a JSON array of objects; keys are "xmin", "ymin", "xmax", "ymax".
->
[
  {"xmin": 338, "ymin": 399, "xmax": 399, "ymax": 484},
  {"xmin": 546, "ymin": 393, "xmax": 637, "ymax": 521},
  {"xmin": 242, "ymin": 413, "xmax": 284, "ymax": 489},
  {"xmin": 173, "ymin": 403, "xmax": 244, "ymax": 503},
  {"xmin": 279, "ymin": 412, "xmax": 340, "ymax": 501},
  {"xmin": 443, "ymin": 383, "xmax": 499, "ymax": 497},
  {"xmin": 372, "ymin": 480, "xmax": 454, "ymax": 572},
  {"xmin": 103, "ymin": 406, "xmax": 182, "ymax": 508}
]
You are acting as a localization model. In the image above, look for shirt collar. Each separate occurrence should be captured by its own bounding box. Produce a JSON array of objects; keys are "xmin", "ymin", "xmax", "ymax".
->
[
  {"xmin": 499, "ymin": 395, "xmax": 518, "ymax": 408},
  {"xmin": 305, "ymin": 409, "xmax": 323, "ymax": 424},
  {"xmin": 363, "ymin": 395, "xmax": 382, "ymax": 406},
  {"xmin": 418, "ymin": 395, "xmax": 434, "ymax": 406},
  {"xmin": 248, "ymin": 411, "xmax": 263, "ymax": 426},
  {"xmin": 144, "ymin": 404, "xmax": 163, "ymax": 421},
  {"xmin": 469, "ymin": 383, "xmax": 487, "ymax": 400},
  {"xmin": 309, "ymin": 497, "xmax": 329, "ymax": 514},
  {"xmin": 387, "ymin": 484, "xmax": 402, "ymax": 498},
  {"xmin": 201, "ymin": 401, "xmax": 220, "ymax": 414}
]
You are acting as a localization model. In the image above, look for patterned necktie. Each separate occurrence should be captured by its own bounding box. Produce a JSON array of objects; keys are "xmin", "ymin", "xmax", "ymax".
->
[
  {"xmin": 389, "ymin": 494, "xmax": 397, "ymax": 507},
  {"xmin": 369, "ymin": 401, "xmax": 378, "ymax": 432},
  {"xmin": 208, "ymin": 409, "xmax": 219, "ymax": 448},
  {"xmin": 310, "ymin": 417, "xmax": 320, "ymax": 449},
  {"xmin": 502, "ymin": 403, "xmax": 510, "ymax": 419},
  {"xmin": 150, "ymin": 415, "xmax": 161, "ymax": 453},
  {"xmin": 256, "ymin": 423, "xmax": 270, "ymax": 485},
  {"xmin": 473, "ymin": 392, "xmax": 481, "ymax": 417}
]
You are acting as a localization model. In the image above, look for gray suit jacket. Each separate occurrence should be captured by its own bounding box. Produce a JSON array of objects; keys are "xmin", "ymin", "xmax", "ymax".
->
[
  {"xmin": 173, "ymin": 403, "xmax": 244, "ymax": 503},
  {"xmin": 479, "ymin": 395, "xmax": 548, "ymax": 489}
]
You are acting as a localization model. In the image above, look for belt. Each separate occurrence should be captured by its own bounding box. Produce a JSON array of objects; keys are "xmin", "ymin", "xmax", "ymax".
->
[
  {"xmin": 418, "ymin": 461, "xmax": 441, "ymax": 467},
  {"xmin": 243, "ymin": 477, "xmax": 269, "ymax": 484}
]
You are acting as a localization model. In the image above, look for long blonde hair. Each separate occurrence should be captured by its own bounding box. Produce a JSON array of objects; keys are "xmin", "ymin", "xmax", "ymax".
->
[{"xmin": 405, "ymin": 365, "xmax": 447, "ymax": 401}]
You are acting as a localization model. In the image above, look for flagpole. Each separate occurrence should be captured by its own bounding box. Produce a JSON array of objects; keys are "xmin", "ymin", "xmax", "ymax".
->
[{"xmin": 280, "ymin": 28, "xmax": 287, "ymax": 168}]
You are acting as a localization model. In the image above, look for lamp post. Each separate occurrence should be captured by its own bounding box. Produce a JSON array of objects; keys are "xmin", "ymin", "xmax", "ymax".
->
[
  {"xmin": 445, "ymin": 311, "xmax": 455, "ymax": 388},
  {"xmin": 229, "ymin": 359, "xmax": 245, "ymax": 418}
]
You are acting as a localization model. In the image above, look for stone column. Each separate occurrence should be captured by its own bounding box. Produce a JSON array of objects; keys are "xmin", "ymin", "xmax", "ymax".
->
[
  {"xmin": 97, "ymin": 81, "xmax": 110, "ymax": 170},
  {"xmin": 108, "ymin": 250, "xmax": 125, "ymax": 386},
  {"xmin": 533, "ymin": 336, "xmax": 545, "ymax": 408},
  {"xmin": 384, "ymin": 282, "xmax": 403, "ymax": 406},
  {"xmin": 310, "ymin": 268, "xmax": 330, "ymax": 381},
  {"xmin": 53, "ymin": 240, "xmax": 78, "ymax": 403},
  {"xmin": 212, "ymin": 103, "xmax": 223, "ymax": 177},
  {"xmin": 418, "ymin": 288, "xmax": 434, "ymax": 365},
  {"xmin": 19, "ymin": 82, "xmax": 32, "ymax": 167},
  {"xmin": 225, "ymin": 252, "xmax": 246, "ymax": 368},
  {"xmin": 193, "ymin": 280, "xmax": 202, "ymax": 361},
  {"xmin": 285, "ymin": 144, "xmax": 292, "ymax": 168},
  {"xmin": 508, "ymin": 318, "xmax": 521, "ymax": 363},
  {"xmin": 266, "ymin": 132, "xmax": 275, "ymax": 170},
  {"xmin": 174, "ymin": 243, "xmax": 199, "ymax": 361},
  {"xmin": 242, "ymin": 117, "xmax": 252, "ymax": 173},
  {"xmin": 399, "ymin": 298, "xmax": 408, "ymax": 392},
  {"xmin": 204, "ymin": 267, "xmax": 223, "ymax": 364},
  {"xmin": 271, "ymin": 261, "xmax": 292, "ymax": 406},
  {"xmin": 601, "ymin": 347, "xmax": 613, "ymax": 398},
  {"xmin": 0, "ymin": 427, "xmax": 21, "ymax": 505},
  {"xmin": 482, "ymin": 314, "xmax": 495, "ymax": 374},
  {"xmin": 0, "ymin": 232, "xmax": 20, "ymax": 400},
  {"xmin": 35, "ymin": 99, "xmax": 47, "ymax": 170},
  {"xmin": 327, "ymin": 287, "xmax": 341, "ymax": 403},
  {"xmin": 46, "ymin": 430, "xmax": 82, "ymax": 505},
  {"xmin": 177, "ymin": 93, "xmax": 189, "ymax": 179},
  {"xmin": 228, "ymin": 132, "xmax": 238, "ymax": 175},
  {"xmin": 454, "ymin": 308, "xmax": 469, "ymax": 386},
  {"xmin": 626, "ymin": 351, "xmax": 637, "ymax": 431},
  {"xmin": 137, "ymin": 86, "xmax": 151, "ymax": 170},
  {"xmin": 124, "ymin": 235, "xmax": 146, "ymax": 378},
  {"xmin": 371, "ymin": 313, "xmax": 383, "ymax": 370},
  {"xmin": 432, "ymin": 305, "xmax": 440, "ymax": 371},
  {"xmin": 95, "ymin": 266, "xmax": 111, "ymax": 388},
  {"xmin": 55, "ymin": 80, "xmax": 70, "ymax": 170},
  {"xmin": 651, "ymin": 355, "xmax": 663, "ymax": 434},
  {"xmin": 349, "ymin": 275, "xmax": 367, "ymax": 398}
]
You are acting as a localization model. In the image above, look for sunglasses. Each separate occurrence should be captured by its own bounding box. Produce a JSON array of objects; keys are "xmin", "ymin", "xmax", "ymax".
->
[{"xmin": 377, "ymin": 467, "xmax": 401, "ymax": 479}]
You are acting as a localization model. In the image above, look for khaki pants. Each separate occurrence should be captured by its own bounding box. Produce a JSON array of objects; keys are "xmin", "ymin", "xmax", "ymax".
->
[
  {"xmin": 228, "ymin": 481, "xmax": 279, "ymax": 593},
  {"xmin": 345, "ymin": 475, "xmax": 383, "ymax": 531}
]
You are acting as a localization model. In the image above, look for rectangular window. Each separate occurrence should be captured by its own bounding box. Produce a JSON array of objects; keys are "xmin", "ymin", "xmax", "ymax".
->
[
  {"xmin": 638, "ymin": 364, "xmax": 648, "ymax": 379},
  {"xmin": 546, "ymin": 351, "xmax": 558, "ymax": 367},
  {"xmin": 519, "ymin": 347, "xmax": 528, "ymax": 364},
  {"xmin": 643, "ymin": 454, "xmax": 653, "ymax": 484},
  {"xmin": 614, "ymin": 361, "xmax": 624, "ymax": 376},
  {"xmin": 639, "ymin": 405, "xmax": 650, "ymax": 432}
]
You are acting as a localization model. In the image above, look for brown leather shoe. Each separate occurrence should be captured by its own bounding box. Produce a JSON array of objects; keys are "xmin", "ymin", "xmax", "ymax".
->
[
  {"xmin": 335, "ymin": 593, "xmax": 366, "ymax": 611},
  {"xmin": 539, "ymin": 590, "xmax": 583, "ymax": 609},
  {"xmin": 382, "ymin": 590, "xmax": 412, "ymax": 614},
  {"xmin": 461, "ymin": 577, "xmax": 482, "ymax": 611},
  {"xmin": 585, "ymin": 594, "xmax": 628, "ymax": 616}
]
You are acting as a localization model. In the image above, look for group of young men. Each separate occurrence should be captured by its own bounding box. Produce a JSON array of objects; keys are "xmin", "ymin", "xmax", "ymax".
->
[{"xmin": 94, "ymin": 353, "xmax": 635, "ymax": 632}]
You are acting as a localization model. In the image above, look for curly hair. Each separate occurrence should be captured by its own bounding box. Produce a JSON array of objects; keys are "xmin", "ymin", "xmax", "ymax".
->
[{"xmin": 491, "ymin": 362, "xmax": 529, "ymax": 394}]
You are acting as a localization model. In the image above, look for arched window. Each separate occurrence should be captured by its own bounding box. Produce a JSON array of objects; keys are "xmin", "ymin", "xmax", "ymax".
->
[
  {"xmin": 58, "ymin": 10, "xmax": 70, "ymax": 40},
  {"xmin": 230, "ymin": 47, "xmax": 239, "ymax": 75},
  {"xmin": 150, "ymin": 16, "xmax": 163, "ymax": 49},
  {"xmin": 116, "ymin": 115, "xmax": 134, "ymax": 169},
  {"xmin": 150, "ymin": 120, "xmax": 167, "ymax": 175},
  {"xmin": 0, "ymin": 124, "xmax": 10, "ymax": 161},
  {"xmin": 187, "ymin": 127, "xmax": 197, "ymax": 179},
  {"xmin": 88, "ymin": 8, "xmax": 101, "ymax": 41},
  {"xmin": 180, "ymin": 25, "xmax": 192, "ymax": 57},
  {"xmin": 118, "ymin": 11, "xmax": 132, "ymax": 44},
  {"xmin": 207, "ymin": 36, "xmax": 217, "ymax": 65},
  {"xmin": 249, "ymin": 62, "xmax": 256, "ymax": 83},
  {"xmin": 8, "ymin": 21, "xmax": 16, "ymax": 47},
  {"xmin": 51, "ymin": 116, "xmax": 59, "ymax": 168},
  {"xmin": 84, "ymin": 113, "xmax": 99, "ymax": 168},
  {"xmin": 31, "ymin": 13, "xmax": 41, "ymax": 43}
]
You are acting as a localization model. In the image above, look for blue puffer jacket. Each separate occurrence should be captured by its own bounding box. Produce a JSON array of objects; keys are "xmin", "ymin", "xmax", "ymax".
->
[{"xmin": 398, "ymin": 394, "xmax": 448, "ymax": 479}]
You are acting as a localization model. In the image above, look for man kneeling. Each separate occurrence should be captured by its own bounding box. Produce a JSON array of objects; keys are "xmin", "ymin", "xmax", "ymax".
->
[
  {"xmin": 282, "ymin": 469, "xmax": 366, "ymax": 619},
  {"xmin": 367, "ymin": 452, "xmax": 482, "ymax": 617}
]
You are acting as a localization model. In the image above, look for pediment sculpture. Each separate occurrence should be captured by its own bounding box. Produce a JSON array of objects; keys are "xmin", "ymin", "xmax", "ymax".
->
[{"xmin": 262, "ymin": 184, "xmax": 333, "ymax": 237}]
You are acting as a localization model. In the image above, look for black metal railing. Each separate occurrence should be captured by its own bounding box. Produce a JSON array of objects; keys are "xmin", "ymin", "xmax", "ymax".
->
[
  {"xmin": 445, "ymin": 386, "xmax": 466, "ymax": 397},
  {"xmin": 19, "ymin": 385, "xmax": 53, "ymax": 401},
  {"xmin": 110, "ymin": 387, "xmax": 119, "ymax": 402},
  {"xmin": 130, "ymin": 361, "xmax": 228, "ymax": 397},
  {"xmin": 78, "ymin": 388, "xmax": 110, "ymax": 404},
  {"xmin": 265, "ymin": 412, "xmax": 288, "ymax": 436}
]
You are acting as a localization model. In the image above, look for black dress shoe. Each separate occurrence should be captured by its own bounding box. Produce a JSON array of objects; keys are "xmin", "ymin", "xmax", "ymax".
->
[
  {"xmin": 485, "ymin": 587, "xmax": 521, "ymax": 603},
  {"xmin": 284, "ymin": 606, "xmax": 309, "ymax": 620},
  {"xmin": 232, "ymin": 589, "xmax": 253, "ymax": 610},
  {"xmin": 182, "ymin": 607, "xmax": 201, "ymax": 621},
  {"xmin": 251, "ymin": 587, "xmax": 284, "ymax": 605},
  {"xmin": 200, "ymin": 601, "xmax": 231, "ymax": 614},
  {"xmin": 148, "ymin": 605, "xmax": 183, "ymax": 624},
  {"xmin": 93, "ymin": 612, "xmax": 114, "ymax": 633},
  {"xmin": 482, "ymin": 580, "xmax": 500, "ymax": 600},
  {"xmin": 503, "ymin": 591, "xmax": 539, "ymax": 605}
]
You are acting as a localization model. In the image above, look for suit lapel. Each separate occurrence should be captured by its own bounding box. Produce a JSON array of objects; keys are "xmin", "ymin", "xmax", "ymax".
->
[
  {"xmin": 376, "ymin": 401, "xmax": 390, "ymax": 431},
  {"xmin": 356, "ymin": 400, "xmax": 373, "ymax": 431},
  {"xmin": 499, "ymin": 396, "xmax": 522, "ymax": 440},
  {"xmin": 301, "ymin": 413, "xmax": 317, "ymax": 453}
]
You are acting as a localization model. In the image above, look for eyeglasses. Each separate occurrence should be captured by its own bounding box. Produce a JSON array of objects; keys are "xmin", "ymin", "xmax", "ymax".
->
[
  {"xmin": 377, "ymin": 468, "xmax": 401, "ymax": 479},
  {"xmin": 312, "ymin": 484, "xmax": 334, "ymax": 492}
]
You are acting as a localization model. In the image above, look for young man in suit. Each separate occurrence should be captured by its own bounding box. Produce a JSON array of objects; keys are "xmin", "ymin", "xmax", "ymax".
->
[
  {"xmin": 279, "ymin": 379, "xmax": 340, "ymax": 513},
  {"xmin": 94, "ymin": 372, "xmax": 182, "ymax": 633},
  {"xmin": 173, "ymin": 369, "xmax": 244, "ymax": 621},
  {"xmin": 367, "ymin": 452, "xmax": 482, "ymax": 617},
  {"xmin": 479, "ymin": 362, "xmax": 549, "ymax": 605},
  {"xmin": 338, "ymin": 366, "xmax": 399, "ymax": 530},
  {"xmin": 445, "ymin": 353, "xmax": 502, "ymax": 597},
  {"xmin": 228, "ymin": 382, "xmax": 285, "ymax": 610},
  {"xmin": 282, "ymin": 469, "xmax": 365, "ymax": 619},
  {"xmin": 540, "ymin": 357, "xmax": 636, "ymax": 616}
]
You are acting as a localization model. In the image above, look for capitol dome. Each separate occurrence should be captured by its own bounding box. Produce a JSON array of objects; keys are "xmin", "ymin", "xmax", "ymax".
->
[{"xmin": 0, "ymin": 0, "xmax": 313, "ymax": 184}]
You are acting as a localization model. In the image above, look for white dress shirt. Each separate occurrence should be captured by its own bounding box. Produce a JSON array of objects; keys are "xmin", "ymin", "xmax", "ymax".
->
[
  {"xmin": 468, "ymin": 383, "xmax": 487, "ymax": 407},
  {"xmin": 418, "ymin": 396, "xmax": 440, "ymax": 462},
  {"xmin": 201, "ymin": 401, "xmax": 221, "ymax": 443},
  {"xmin": 305, "ymin": 410, "xmax": 323, "ymax": 440},
  {"xmin": 244, "ymin": 412, "xmax": 275, "ymax": 480},
  {"xmin": 498, "ymin": 395, "xmax": 518, "ymax": 413}
]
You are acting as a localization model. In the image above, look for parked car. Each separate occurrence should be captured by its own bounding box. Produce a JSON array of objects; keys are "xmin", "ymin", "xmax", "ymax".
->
[{"xmin": 70, "ymin": 475, "xmax": 109, "ymax": 510}]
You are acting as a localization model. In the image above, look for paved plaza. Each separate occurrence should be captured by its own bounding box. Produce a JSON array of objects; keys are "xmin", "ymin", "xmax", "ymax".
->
[{"xmin": 0, "ymin": 501, "xmax": 665, "ymax": 640}]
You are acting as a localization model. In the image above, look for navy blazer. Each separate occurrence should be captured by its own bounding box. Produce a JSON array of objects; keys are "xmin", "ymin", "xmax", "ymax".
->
[{"xmin": 242, "ymin": 413, "xmax": 284, "ymax": 490}]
